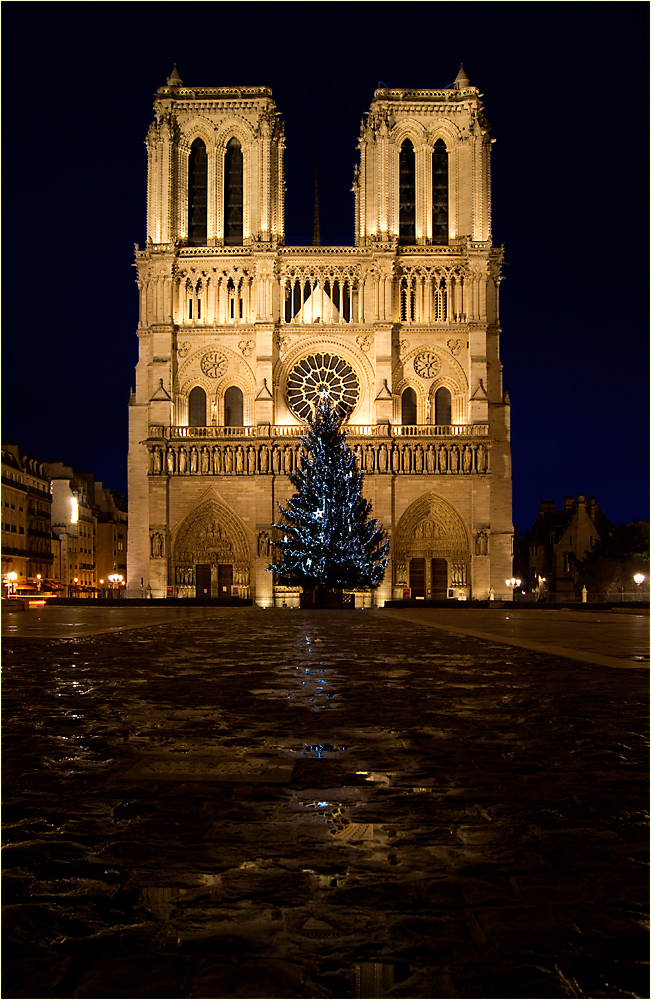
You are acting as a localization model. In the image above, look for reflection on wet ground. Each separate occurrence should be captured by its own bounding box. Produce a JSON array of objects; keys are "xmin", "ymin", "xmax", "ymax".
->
[{"xmin": 2, "ymin": 609, "xmax": 649, "ymax": 998}]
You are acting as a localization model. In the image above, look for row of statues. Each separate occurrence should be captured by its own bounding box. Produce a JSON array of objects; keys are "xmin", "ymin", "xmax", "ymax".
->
[{"xmin": 150, "ymin": 442, "xmax": 489, "ymax": 476}]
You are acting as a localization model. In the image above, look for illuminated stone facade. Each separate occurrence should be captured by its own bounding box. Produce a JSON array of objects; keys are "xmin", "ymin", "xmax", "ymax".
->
[{"xmin": 128, "ymin": 66, "xmax": 513, "ymax": 604}]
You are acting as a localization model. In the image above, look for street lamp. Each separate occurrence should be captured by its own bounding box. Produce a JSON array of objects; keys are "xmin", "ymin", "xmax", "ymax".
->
[
  {"xmin": 505, "ymin": 577, "xmax": 521, "ymax": 602},
  {"xmin": 36, "ymin": 574, "xmax": 42, "ymax": 593},
  {"xmin": 108, "ymin": 574, "xmax": 124, "ymax": 599},
  {"xmin": 7, "ymin": 571, "xmax": 17, "ymax": 596},
  {"xmin": 634, "ymin": 573, "xmax": 645, "ymax": 586}
]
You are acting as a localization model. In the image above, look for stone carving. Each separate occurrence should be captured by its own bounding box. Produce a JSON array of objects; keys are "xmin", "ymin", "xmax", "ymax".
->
[
  {"xmin": 474, "ymin": 530, "xmax": 489, "ymax": 556},
  {"xmin": 258, "ymin": 531, "xmax": 271, "ymax": 557},
  {"xmin": 238, "ymin": 339, "xmax": 255, "ymax": 358},
  {"xmin": 150, "ymin": 531, "xmax": 164, "ymax": 558},
  {"xmin": 200, "ymin": 351, "xmax": 228, "ymax": 378},
  {"xmin": 447, "ymin": 338, "xmax": 464, "ymax": 356},
  {"xmin": 414, "ymin": 351, "xmax": 441, "ymax": 379},
  {"xmin": 356, "ymin": 334, "xmax": 373, "ymax": 353},
  {"xmin": 151, "ymin": 440, "xmax": 489, "ymax": 478},
  {"xmin": 177, "ymin": 342, "xmax": 191, "ymax": 358},
  {"xmin": 176, "ymin": 567, "xmax": 193, "ymax": 586},
  {"xmin": 274, "ymin": 333, "xmax": 291, "ymax": 355}
]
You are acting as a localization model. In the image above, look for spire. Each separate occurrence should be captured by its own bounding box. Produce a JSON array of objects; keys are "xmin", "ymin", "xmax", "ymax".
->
[
  {"xmin": 166, "ymin": 64, "xmax": 183, "ymax": 88},
  {"xmin": 453, "ymin": 64, "xmax": 470, "ymax": 90},
  {"xmin": 312, "ymin": 158, "xmax": 321, "ymax": 247}
]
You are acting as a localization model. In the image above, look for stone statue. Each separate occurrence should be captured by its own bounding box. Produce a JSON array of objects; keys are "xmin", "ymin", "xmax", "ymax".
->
[
  {"xmin": 426, "ymin": 445, "xmax": 435, "ymax": 473},
  {"xmin": 235, "ymin": 447, "xmax": 244, "ymax": 474},
  {"xmin": 365, "ymin": 445, "xmax": 375, "ymax": 472},
  {"xmin": 450, "ymin": 446, "xmax": 459, "ymax": 472},
  {"xmin": 201, "ymin": 447, "xmax": 210, "ymax": 473},
  {"xmin": 259, "ymin": 445, "xmax": 269, "ymax": 473},
  {"xmin": 190, "ymin": 448, "xmax": 198, "ymax": 473},
  {"xmin": 272, "ymin": 448, "xmax": 281, "ymax": 474},
  {"xmin": 213, "ymin": 447, "xmax": 222, "ymax": 473},
  {"xmin": 402, "ymin": 446, "xmax": 411, "ymax": 473},
  {"xmin": 258, "ymin": 530, "xmax": 270, "ymax": 557},
  {"xmin": 354, "ymin": 445, "xmax": 363, "ymax": 471},
  {"xmin": 474, "ymin": 530, "xmax": 488, "ymax": 556},
  {"xmin": 224, "ymin": 447, "xmax": 233, "ymax": 473},
  {"xmin": 283, "ymin": 446, "xmax": 293, "ymax": 474},
  {"xmin": 247, "ymin": 447, "xmax": 256, "ymax": 474},
  {"xmin": 391, "ymin": 447, "xmax": 400, "ymax": 473},
  {"xmin": 179, "ymin": 448, "xmax": 187, "ymax": 473},
  {"xmin": 476, "ymin": 445, "xmax": 487, "ymax": 473},
  {"xmin": 463, "ymin": 446, "xmax": 472, "ymax": 473},
  {"xmin": 153, "ymin": 447, "xmax": 162, "ymax": 474},
  {"xmin": 167, "ymin": 449, "xmax": 175, "ymax": 474},
  {"xmin": 414, "ymin": 445, "xmax": 423, "ymax": 473},
  {"xmin": 378, "ymin": 444, "xmax": 388, "ymax": 473},
  {"xmin": 151, "ymin": 532, "xmax": 163, "ymax": 558},
  {"xmin": 439, "ymin": 447, "xmax": 447, "ymax": 472}
]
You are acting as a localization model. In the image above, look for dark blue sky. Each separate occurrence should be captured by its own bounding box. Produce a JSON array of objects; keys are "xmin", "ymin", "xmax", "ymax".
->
[{"xmin": 2, "ymin": 2, "xmax": 648, "ymax": 532}]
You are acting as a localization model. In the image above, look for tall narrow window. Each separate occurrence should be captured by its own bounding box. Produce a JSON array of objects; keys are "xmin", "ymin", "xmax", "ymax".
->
[
  {"xmin": 434, "ymin": 386, "xmax": 452, "ymax": 425},
  {"xmin": 188, "ymin": 139, "xmax": 207, "ymax": 245},
  {"xmin": 401, "ymin": 388, "xmax": 417, "ymax": 425},
  {"xmin": 432, "ymin": 139, "xmax": 448, "ymax": 245},
  {"xmin": 399, "ymin": 139, "xmax": 416, "ymax": 245},
  {"xmin": 189, "ymin": 386, "xmax": 207, "ymax": 426},
  {"xmin": 224, "ymin": 386, "xmax": 243, "ymax": 426},
  {"xmin": 224, "ymin": 138, "xmax": 243, "ymax": 245}
]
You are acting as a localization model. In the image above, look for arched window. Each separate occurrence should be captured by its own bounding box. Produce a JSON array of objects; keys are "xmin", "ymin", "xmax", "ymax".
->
[
  {"xmin": 224, "ymin": 385, "xmax": 243, "ymax": 426},
  {"xmin": 432, "ymin": 139, "xmax": 448, "ymax": 245},
  {"xmin": 399, "ymin": 139, "xmax": 416, "ymax": 245},
  {"xmin": 188, "ymin": 139, "xmax": 207, "ymax": 245},
  {"xmin": 189, "ymin": 386, "xmax": 207, "ymax": 426},
  {"xmin": 434, "ymin": 386, "xmax": 452, "ymax": 426},
  {"xmin": 401, "ymin": 387, "xmax": 417, "ymax": 425},
  {"xmin": 224, "ymin": 138, "xmax": 243, "ymax": 246}
]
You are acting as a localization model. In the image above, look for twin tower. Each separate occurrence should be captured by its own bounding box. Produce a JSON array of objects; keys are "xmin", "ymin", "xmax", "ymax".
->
[{"xmin": 127, "ymin": 66, "xmax": 513, "ymax": 605}]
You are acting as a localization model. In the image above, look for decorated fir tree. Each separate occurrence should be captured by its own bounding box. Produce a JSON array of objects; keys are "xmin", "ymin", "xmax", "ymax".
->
[{"xmin": 268, "ymin": 394, "xmax": 389, "ymax": 597}]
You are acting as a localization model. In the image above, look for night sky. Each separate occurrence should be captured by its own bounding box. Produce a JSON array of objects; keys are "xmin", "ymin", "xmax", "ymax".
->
[{"xmin": 2, "ymin": 3, "xmax": 648, "ymax": 533}]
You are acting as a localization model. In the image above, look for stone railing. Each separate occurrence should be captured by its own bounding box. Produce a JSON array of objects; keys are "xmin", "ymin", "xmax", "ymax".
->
[{"xmin": 151, "ymin": 423, "xmax": 488, "ymax": 440}]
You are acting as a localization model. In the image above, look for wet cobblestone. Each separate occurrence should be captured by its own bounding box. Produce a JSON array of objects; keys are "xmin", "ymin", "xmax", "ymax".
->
[{"xmin": 2, "ymin": 608, "xmax": 649, "ymax": 998}]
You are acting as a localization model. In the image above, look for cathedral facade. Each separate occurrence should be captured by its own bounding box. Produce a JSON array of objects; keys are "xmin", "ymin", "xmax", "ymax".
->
[{"xmin": 127, "ymin": 66, "xmax": 513, "ymax": 605}]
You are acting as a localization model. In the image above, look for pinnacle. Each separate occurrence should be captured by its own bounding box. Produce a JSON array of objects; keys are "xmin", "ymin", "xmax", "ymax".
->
[
  {"xmin": 453, "ymin": 64, "xmax": 470, "ymax": 90},
  {"xmin": 166, "ymin": 64, "xmax": 183, "ymax": 88}
]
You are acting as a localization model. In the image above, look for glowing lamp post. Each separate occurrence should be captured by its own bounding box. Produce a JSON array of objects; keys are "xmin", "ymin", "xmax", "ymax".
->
[
  {"xmin": 7, "ymin": 571, "xmax": 17, "ymax": 596},
  {"xmin": 109, "ymin": 574, "xmax": 124, "ymax": 599},
  {"xmin": 36, "ymin": 574, "xmax": 42, "ymax": 593},
  {"xmin": 505, "ymin": 577, "xmax": 521, "ymax": 601},
  {"xmin": 634, "ymin": 574, "xmax": 645, "ymax": 601}
]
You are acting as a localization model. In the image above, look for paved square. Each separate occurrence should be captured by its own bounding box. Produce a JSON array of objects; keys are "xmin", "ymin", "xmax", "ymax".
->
[{"xmin": 2, "ymin": 607, "xmax": 648, "ymax": 998}]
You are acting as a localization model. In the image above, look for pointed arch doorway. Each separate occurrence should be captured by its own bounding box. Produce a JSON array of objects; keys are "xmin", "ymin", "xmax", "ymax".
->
[
  {"xmin": 396, "ymin": 493, "xmax": 471, "ymax": 600},
  {"xmin": 172, "ymin": 497, "xmax": 251, "ymax": 600}
]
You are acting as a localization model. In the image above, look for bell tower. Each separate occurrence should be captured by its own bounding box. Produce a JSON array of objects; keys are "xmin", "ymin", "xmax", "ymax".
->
[{"xmin": 145, "ymin": 66, "xmax": 285, "ymax": 248}]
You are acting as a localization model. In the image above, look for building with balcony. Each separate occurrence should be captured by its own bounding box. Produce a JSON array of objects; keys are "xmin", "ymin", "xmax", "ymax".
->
[
  {"xmin": 1, "ymin": 444, "xmax": 53, "ymax": 591},
  {"xmin": 128, "ymin": 66, "xmax": 513, "ymax": 605}
]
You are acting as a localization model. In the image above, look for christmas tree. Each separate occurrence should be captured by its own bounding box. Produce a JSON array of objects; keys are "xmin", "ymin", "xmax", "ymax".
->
[{"xmin": 268, "ymin": 393, "xmax": 390, "ymax": 596}]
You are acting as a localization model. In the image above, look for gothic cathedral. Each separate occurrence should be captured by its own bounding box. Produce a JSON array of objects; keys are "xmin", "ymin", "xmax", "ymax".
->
[{"xmin": 127, "ymin": 66, "xmax": 513, "ymax": 604}]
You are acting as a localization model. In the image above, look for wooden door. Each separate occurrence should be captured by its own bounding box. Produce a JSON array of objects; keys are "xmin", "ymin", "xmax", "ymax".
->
[
  {"xmin": 196, "ymin": 564, "xmax": 211, "ymax": 598},
  {"xmin": 409, "ymin": 558, "xmax": 425, "ymax": 597},
  {"xmin": 217, "ymin": 563, "xmax": 233, "ymax": 598},
  {"xmin": 431, "ymin": 558, "xmax": 447, "ymax": 600}
]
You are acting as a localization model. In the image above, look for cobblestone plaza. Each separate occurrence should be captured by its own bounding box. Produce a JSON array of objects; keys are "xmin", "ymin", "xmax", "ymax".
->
[{"xmin": 3, "ymin": 606, "xmax": 648, "ymax": 998}]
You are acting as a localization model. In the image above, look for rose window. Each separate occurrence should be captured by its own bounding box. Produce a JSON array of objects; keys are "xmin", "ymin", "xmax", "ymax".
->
[{"xmin": 287, "ymin": 353, "xmax": 360, "ymax": 420}]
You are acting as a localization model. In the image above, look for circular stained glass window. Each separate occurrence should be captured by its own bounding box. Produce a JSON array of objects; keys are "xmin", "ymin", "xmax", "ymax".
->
[{"xmin": 287, "ymin": 353, "xmax": 360, "ymax": 421}]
